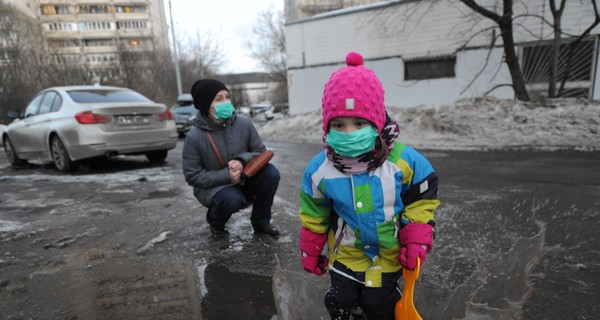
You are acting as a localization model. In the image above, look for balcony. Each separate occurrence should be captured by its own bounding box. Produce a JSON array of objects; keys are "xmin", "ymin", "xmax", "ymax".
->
[
  {"xmin": 115, "ymin": 12, "xmax": 149, "ymax": 20},
  {"xmin": 83, "ymin": 45, "xmax": 118, "ymax": 54},
  {"xmin": 116, "ymin": 28, "xmax": 152, "ymax": 38}
]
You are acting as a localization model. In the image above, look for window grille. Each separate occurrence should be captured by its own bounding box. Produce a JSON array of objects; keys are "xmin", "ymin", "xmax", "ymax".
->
[{"xmin": 521, "ymin": 38, "xmax": 595, "ymax": 99}]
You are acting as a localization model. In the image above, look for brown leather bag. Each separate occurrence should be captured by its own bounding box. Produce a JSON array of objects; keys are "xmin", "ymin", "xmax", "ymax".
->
[{"xmin": 242, "ymin": 150, "xmax": 274, "ymax": 179}]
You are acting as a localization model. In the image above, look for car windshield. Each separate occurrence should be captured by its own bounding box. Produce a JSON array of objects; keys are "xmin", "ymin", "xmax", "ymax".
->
[
  {"xmin": 172, "ymin": 105, "xmax": 196, "ymax": 113},
  {"xmin": 67, "ymin": 89, "xmax": 152, "ymax": 103},
  {"xmin": 175, "ymin": 100, "xmax": 193, "ymax": 107}
]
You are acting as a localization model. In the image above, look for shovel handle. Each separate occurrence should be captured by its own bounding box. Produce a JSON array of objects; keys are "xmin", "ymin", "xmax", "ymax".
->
[{"xmin": 394, "ymin": 257, "xmax": 422, "ymax": 320}]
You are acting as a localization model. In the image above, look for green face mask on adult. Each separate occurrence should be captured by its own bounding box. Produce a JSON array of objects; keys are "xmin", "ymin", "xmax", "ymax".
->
[
  {"xmin": 213, "ymin": 101, "xmax": 235, "ymax": 119},
  {"xmin": 325, "ymin": 126, "xmax": 380, "ymax": 157}
]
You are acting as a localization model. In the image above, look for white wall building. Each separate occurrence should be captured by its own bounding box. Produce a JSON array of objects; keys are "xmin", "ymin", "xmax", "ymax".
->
[{"xmin": 286, "ymin": 0, "xmax": 600, "ymax": 114}]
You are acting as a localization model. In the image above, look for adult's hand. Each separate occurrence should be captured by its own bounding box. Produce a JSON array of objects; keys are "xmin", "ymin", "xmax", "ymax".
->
[{"xmin": 228, "ymin": 160, "xmax": 243, "ymax": 183}]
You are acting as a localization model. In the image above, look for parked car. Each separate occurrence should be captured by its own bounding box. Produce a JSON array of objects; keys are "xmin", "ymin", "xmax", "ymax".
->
[
  {"xmin": 249, "ymin": 102, "xmax": 274, "ymax": 120},
  {"xmin": 2, "ymin": 85, "xmax": 178, "ymax": 172},
  {"xmin": 170, "ymin": 93, "xmax": 196, "ymax": 136},
  {"xmin": 237, "ymin": 106, "xmax": 251, "ymax": 117}
]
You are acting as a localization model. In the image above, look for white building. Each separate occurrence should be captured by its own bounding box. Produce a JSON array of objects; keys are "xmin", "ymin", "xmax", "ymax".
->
[{"xmin": 286, "ymin": 0, "xmax": 600, "ymax": 114}]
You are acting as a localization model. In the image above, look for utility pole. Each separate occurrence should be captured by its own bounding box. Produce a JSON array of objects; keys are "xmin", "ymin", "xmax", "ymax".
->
[{"xmin": 168, "ymin": 0, "xmax": 182, "ymax": 96}]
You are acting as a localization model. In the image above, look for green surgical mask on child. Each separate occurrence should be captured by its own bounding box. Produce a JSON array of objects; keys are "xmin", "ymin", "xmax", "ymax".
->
[
  {"xmin": 325, "ymin": 126, "xmax": 379, "ymax": 157},
  {"xmin": 213, "ymin": 101, "xmax": 235, "ymax": 119}
]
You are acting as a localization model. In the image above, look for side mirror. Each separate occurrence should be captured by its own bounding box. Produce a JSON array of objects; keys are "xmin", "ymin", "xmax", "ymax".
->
[{"xmin": 7, "ymin": 111, "xmax": 21, "ymax": 119}]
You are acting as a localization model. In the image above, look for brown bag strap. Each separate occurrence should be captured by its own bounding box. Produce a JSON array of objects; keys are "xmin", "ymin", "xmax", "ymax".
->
[{"xmin": 205, "ymin": 131, "xmax": 225, "ymax": 168}]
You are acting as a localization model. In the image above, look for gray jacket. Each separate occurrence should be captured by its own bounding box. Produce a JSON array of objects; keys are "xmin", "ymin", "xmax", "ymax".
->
[{"xmin": 182, "ymin": 112, "xmax": 266, "ymax": 207}]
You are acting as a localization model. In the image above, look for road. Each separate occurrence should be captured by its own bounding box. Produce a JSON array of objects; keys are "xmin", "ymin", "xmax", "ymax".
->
[{"xmin": 1, "ymin": 138, "xmax": 599, "ymax": 319}]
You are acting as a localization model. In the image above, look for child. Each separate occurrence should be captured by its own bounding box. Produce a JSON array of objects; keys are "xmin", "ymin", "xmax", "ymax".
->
[{"xmin": 298, "ymin": 52, "xmax": 440, "ymax": 319}]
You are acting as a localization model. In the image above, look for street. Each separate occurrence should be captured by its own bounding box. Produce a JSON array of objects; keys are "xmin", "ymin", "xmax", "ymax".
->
[{"xmin": 1, "ymin": 139, "xmax": 599, "ymax": 319}]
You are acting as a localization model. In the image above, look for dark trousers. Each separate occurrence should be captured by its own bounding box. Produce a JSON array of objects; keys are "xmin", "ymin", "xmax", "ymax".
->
[
  {"xmin": 325, "ymin": 262, "xmax": 402, "ymax": 320},
  {"xmin": 206, "ymin": 163, "xmax": 280, "ymax": 228}
]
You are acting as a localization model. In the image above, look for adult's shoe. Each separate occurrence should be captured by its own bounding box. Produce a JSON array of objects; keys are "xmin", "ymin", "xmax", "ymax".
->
[
  {"xmin": 253, "ymin": 224, "xmax": 280, "ymax": 237},
  {"xmin": 210, "ymin": 225, "xmax": 229, "ymax": 239}
]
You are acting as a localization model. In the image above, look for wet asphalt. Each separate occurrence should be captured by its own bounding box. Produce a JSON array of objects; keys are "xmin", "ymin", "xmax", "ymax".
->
[{"xmin": 0, "ymin": 137, "xmax": 599, "ymax": 319}]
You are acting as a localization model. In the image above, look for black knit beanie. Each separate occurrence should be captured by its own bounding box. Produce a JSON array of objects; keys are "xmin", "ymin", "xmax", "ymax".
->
[{"xmin": 190, "ymin": 79, "xmax": 228, "ymax": 115}]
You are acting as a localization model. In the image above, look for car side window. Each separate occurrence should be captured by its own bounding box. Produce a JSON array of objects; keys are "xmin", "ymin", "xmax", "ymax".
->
[
  {"xmin": 23, "ymin": 93, "xmax": 44, "ymax": 118},
  {"xmin": 39, "ymin": 92, "xmax": 58, "ymax": 114},
  {"xmin": 51, "ymin": 94, "xmax": 62, "ymax": 112}
]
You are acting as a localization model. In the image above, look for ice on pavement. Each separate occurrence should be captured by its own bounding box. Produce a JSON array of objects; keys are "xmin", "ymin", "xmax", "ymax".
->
[{"xmin": 0, "ymin": 97, "xmax": 598, "ymax": 237}]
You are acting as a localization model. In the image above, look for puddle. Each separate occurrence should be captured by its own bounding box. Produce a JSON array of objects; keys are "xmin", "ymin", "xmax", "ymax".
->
[{"xmin": 197, "ymin": 263, "xmax": 278, "ymax": 319}]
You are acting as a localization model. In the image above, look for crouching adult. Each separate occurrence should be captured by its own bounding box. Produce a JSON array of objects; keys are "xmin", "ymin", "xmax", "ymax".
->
[{"xmin": 182, "ymin": 79, "xmax": 280, "ymax": 238}]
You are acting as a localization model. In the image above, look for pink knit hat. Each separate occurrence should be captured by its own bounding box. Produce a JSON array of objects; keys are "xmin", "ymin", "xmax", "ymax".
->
[{"xmin": 322, "ymin": 51, "xmax": 386, "ymax": 133}]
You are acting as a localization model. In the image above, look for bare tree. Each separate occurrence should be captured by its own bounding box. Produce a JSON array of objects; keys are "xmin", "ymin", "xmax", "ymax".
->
[
  {"xmin": 177, "ymin": 30, "xmax": 223, "ymax": 93},
  {"xmin": 0, "ymin": 2, "xmax": 46, "ymax": 122},
  {"xmin": 247, "ymin": 7, "xmax": 288, "ymax": 104},
  {"xmin": 547, "ymin": 0, "xmax": 567, "ymax": 97},
  {"xmin": 116, "ymin": 47, "xmax": 177, "ymax": 104},
  {"xmin": 459, "ymin": 0, "xmax": 530, "ymax": 101}
]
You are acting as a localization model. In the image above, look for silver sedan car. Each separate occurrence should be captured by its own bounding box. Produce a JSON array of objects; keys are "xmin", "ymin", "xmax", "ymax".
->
[{"xmin": 2, "ymin": 85, "xmax": 178, "ymax": 172}]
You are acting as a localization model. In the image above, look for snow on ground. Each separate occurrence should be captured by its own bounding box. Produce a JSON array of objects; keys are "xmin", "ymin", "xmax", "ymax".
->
[
  {"xmin": 259, "ymin": 97, "xmax": 600, "ymax": 151},
  {"xmin": 1, "ymin": 97, "xmax": 598, "ymax": 150}
]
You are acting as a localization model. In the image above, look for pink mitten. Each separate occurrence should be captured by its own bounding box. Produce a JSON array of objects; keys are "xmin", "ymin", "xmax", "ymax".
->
[
  {"xmin": 299, "ymin": 227, "xmax": 328, "ymax": 275},
  {"xmin": 398, "ymin": 223, "xmax": 433, "ymax": 270}
]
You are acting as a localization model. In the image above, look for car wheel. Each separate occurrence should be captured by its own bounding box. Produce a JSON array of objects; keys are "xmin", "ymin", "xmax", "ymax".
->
[
  {"xmin": 50, "ymin": 136, "xmax": 74, "ymax": 172},
  {"xmin": 3, "ymin": 136, "xmax": 28, "ymax": 167},
  {"xmin": 145, "ymin": 150, "xmax": 168, "ymax": 163}
]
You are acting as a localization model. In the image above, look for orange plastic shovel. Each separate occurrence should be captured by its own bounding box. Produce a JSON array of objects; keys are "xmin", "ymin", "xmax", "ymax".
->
[{"xmin": 394, "ymin": 257, "xmax": 422, "ymax": 320}]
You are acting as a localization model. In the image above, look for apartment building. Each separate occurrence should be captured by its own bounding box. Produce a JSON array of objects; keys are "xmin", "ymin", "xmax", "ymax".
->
[{"xmin": 14, "ymin": 0, "xmax": 169, "ymax": 77}]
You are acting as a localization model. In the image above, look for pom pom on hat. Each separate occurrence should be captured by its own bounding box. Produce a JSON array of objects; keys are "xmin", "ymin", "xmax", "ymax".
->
[
  {"xmin": 321, "ymin": 51, "xmax": 386, "ymax": 133},
  {"xmin": 345, "ymin": 51, "xmax": 364, "ymax": 66},
  {"xmin": 190, "ymin": 79, "xmax": 228, "ymax": 115}
]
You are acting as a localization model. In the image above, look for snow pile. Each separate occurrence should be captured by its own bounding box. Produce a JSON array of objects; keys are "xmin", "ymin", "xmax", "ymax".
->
[
  {"xmin": 1, "ymin": 98, "xmax": 598, "ymax": 151},
  {"xmin": 259, "ymin": 97, "xmax": 600, "ymax": 150}
]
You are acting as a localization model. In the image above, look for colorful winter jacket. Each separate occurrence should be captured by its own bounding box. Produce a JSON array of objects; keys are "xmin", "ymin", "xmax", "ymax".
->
[{"xmin": 298, "ymin": 142, "xmax": 439, "ymax": 286}]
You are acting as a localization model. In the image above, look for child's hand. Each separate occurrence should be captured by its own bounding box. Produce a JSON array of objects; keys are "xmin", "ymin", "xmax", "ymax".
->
[
  {"xmin": 299, "ymin": 227, "xmax": 328, "ymax": 276},
  {"xmin": 398, "ymin": 223, "xmax": 433, "ymax": 270},
  {"xmin": 301, "ymin": 253, "xmax": 329, "ymax": 275}
]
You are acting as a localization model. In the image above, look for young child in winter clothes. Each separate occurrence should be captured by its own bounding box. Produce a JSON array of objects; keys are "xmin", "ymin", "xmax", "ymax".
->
[{"xmin": 298, "ymin": 52, "xmax": 440, "ymax": 319}]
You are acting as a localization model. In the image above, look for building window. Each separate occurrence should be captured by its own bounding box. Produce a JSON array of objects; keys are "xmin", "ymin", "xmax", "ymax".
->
[
  {"xmin": 46, "ymin": 22, "xmax": 74, "ymax": 32},
  {"xmin": 48, "ymin": 39, "xmax": 80, "ymax": 48},
  {"xmin": 116, "ymin": 5, "xmax": 147, "ymax": 13},
  {"xmin": 117, "ymin": 20, "xmax": 148, "ymax": 30},
  {"xmin": 521, "ymin": 38, "xmax": 595, "ymax": 98},
  {"xmin": 1, "ymin": 29, "xmax": 18, "ymax": 46},
  {"xmin": 86, "ymin": 53, "xmax": 118, "ymax": 63},
  {"xmin": 0, "ymin": 49, "xmax": 14, "ymax": 62},
  {"xmin": 84, "ymin": 38, "xmax": 114, "ymax": 47},
  {"xmin": 405, "ymin": 57, "xmax": 456, "ymax": 80},
  {"xmin": 79, "ymin": 21, "xmax": 113, "ymax": 31},
  {"xmin": 77, "ymin": 5, "xmax": 110, "ymax": 14},
  {"xmin": 53, "ymin": 54, "xmax": 81, "ymax": 64},
  {"xmin": 129, "ymin": 39, "xmax": 140, "ymax": 46},
  {"xmin": 41, "ymin": 5, "xmax": 70, "ymax": 15}
]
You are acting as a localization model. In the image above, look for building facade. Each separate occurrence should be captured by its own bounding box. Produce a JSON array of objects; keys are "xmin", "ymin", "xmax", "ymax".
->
[
  {"xmin": 284, "ymin": 0, "xmax": 381, "ymax": 21},
  {"xmin": 10, "ymin": 0, "xmax": 169, "ymax": 81},
  {"xmin": 286, "ymin": 0, "xmax": 600, "ymax": 114}
]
